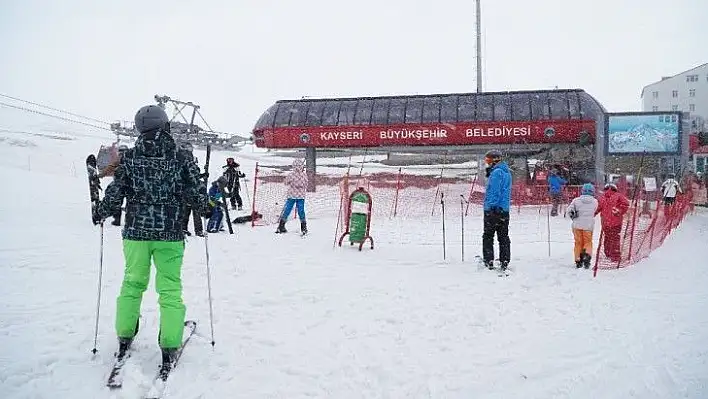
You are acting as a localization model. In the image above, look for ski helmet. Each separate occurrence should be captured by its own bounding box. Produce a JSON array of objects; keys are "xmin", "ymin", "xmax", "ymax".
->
[
  {"xmin": 581, "ymin": 183, "xmax": 595, "ymax": 195},
  {"xmin": 134, "ymin": 105, "xmax": 169, "ymax": 134},
  {"xmin": 484, "ymin": 149, "xmax": 502, "ymax": 165}
]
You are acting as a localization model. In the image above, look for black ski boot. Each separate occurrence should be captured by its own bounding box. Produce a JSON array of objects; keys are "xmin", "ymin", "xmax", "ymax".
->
[
  {"xmin": 583, "ymin": 254, "xmax": 592, "ymax": 269},
  {"xmin": 485, "ymin": 260, "xmax": 494, "ymax": 270},
  {"xmin": 159, "ymin": 348, "xmax": 178, "ymax": 381},
  {"xmin": 116, "ymin": 337, "xmax": 132, "ymax": 359},
  {"xmin": 301, "ymin": 221, "xmax": 308, "ymax": 235},
  {"xmin": 500, "ymin": 261, "xmax": 509, "ymax": 272},
  {"xmin": 575, "ymin": 260, "xmax": 583, "ymax": 268},
  {"xmin": 275, "ymin": 219, "xmax": 287, "ymax": 234}
]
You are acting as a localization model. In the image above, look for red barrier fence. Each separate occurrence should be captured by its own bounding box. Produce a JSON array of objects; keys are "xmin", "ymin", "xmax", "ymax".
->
[{"xmin": 249, "ymin": 163, "xmax": 695, "ymax": 273}]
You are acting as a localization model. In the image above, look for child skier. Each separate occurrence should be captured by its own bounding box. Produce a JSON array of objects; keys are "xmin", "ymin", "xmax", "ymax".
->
[
  {"xmin": 565, "ymin": 183, "xmax": 599, "ymax": 268},
  {"xmin": 206, "ymin": 179, "xmax": 225, "ymax": 233},
  {"xmin": 275, "ymin": 158, "xmax": 308, "ymax": 235},
  {"xmin": 595, "ymin": 183, "xmax": 630, "ymax": 263}
]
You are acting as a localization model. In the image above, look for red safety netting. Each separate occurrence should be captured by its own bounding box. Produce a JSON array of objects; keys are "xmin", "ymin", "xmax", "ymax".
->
[
  {"xmin": 593, "ymin": 184, "xmax": 695, "ymax": 275},
  {"xmin": 249, "ymin": 162, "xmax": 694, "ymax": 274}
]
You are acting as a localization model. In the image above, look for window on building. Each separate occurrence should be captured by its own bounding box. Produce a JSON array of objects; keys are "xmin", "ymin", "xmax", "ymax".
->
[
  {"xmin": 672, "ymin": 105, "xmax": 679, "ymax": 111},
  {"xmin": 689, "ymin": 89, "xmax": 696, "ymax": 97},
  {"xmin": 689, "ymin": 104, "xmax": 696, "ymax": 112},
  {"xmin": 274, "ymin": 103, "xmax": 295, "ymax": 127},
  {"xmin": 686, "ymin": 74, "xmax": 698, "ymax": 82},
  {"xmin": 288, "ymin": 102, "xmax": 310, "ymax": 126},
  {"xmin": 511, "ymin": 93, "xmax": 531, "ymax": 121},
  {"xmin": 305, "ymin": 101, "xmax": 325, "ymax": 126},
  {"xmin": 652, "ymin": 106, "xmax": 658, "ymax": 111},
  {"xmin": 321, "ymin": 101, "xmax": 341, "ymax": 125},
  {"xmin": 457, "ymin": 95, "xmax": 477, "ymax": 122},
  {"xmin": 405, "ymin": 97, "xmax": 424, "ymax": 124},
  {"xmin": 439, "ymin": 95, "xmax": 458, "ymax": 122},
  {"xmin": 387, "ymin": 98, "xmax": 406, "ymax": 124},
  {"xmin": 476, "ymin": 95, "xmax": 495, "ymax": 121},
  {"xmin": 652, "ymin": 91, "xmax": 659, "ymax": 99},
  {"xmin": 353, "ymin": 99, "xmax": 374, "ymax": 125},
  {"xmin": 493, "ymin": 94, "xmax": 511, "ymax": 120},
  {"xmin": 529, "ymin": 92, "xmax": 550, "ymax": 120},
  {"xmin": 421, "ymin": 96, "xmax": 441, "ymax": 123},
  {"xmin": 548, "ymin": 92, "xmax": 570, "ymax": 119},
  {"xmin": 672, "ymin": 90, "xmax": 678, "ymax": 97},
  {"xmin": 337, "ymin": 100, "xmax": 358, "ymax": 126},
  {"xmin": 370, "ymin": 98, "xmax": 390, "ymax": 125}
]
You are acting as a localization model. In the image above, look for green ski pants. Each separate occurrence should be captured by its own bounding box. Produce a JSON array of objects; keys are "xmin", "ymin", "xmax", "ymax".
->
[{"xmin": 116, "ymin": 240, "xmax": 186, "ymax": 349}]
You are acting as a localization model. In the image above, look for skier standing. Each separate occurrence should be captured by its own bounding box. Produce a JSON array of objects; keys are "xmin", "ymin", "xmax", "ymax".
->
[
  {"xmin": 481, "ymin": 149, "xmax": 512, "ymax": 271},
  {"xmin": 548, "ymin": 168, "xmax": 567, "ymax": 216},
  {"xmin": 594, "ymin": 183, "xmax": 629, "ymax": 263},
  {"xmin": 206, "ymin": 179, "xmax": 226, "ymax": 233},
  {"xmin": 222, "ymin": 157, "xmax": 245, "ymax": 210},
  {"xmin": 660, "ymin": 173, "xmax": 682, "ymax": 206},
  {"xmin": 565, "ymin": 183, "xmax": 598, "ymax": 268},
  {"xmin": 92, "ymin": 104, "xmax": 208, "ymax": 378},
  {"xmin": 275, "ymin": 158, "xmax": 308, "ymax": 235}
]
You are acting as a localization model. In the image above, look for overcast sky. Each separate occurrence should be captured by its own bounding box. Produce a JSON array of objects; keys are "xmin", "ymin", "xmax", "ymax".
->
[{"xmin": 1, "ymin": 0, "xmax": 706, "ymax": 137}]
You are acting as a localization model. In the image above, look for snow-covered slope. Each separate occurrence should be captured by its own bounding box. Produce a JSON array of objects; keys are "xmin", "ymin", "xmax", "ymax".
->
[{"xmin": 1, "ymin": 132, "xmax": 707, "ymax": 398}]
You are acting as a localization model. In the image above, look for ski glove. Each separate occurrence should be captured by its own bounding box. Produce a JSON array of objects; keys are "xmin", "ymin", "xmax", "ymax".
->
[
  {"xmin": 91, "ymin": 207, "xmax": 104, "ymax": 225},
  {"xmin": 567, "ymin": 209, "xmax": 577, "ymax": 219}
]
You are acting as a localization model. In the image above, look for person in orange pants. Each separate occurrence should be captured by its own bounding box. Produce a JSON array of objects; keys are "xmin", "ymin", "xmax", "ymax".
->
[{"xmin": 566, "ymin": 183, "xmax": 599, "ymax": 268}]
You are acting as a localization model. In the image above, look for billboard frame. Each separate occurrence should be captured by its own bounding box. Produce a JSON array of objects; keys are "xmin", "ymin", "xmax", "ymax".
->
[{"xmin": 604, "ymin": 111, "xmax": 682, "ymax": 156}]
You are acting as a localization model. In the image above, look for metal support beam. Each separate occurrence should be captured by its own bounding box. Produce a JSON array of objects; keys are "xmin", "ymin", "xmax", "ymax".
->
[{"xmin": 306, "ymin": 147, "xmax": 317, "ymax": 192}]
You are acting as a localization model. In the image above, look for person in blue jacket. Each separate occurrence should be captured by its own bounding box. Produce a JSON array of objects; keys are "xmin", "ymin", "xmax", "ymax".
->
[
  {"xmin": 548, "ymin": 168, "xmax": 567, "ymax": 216},
  {"xmin": 482, "ymin": 149, "xmax": 512, "ymax": 271}
]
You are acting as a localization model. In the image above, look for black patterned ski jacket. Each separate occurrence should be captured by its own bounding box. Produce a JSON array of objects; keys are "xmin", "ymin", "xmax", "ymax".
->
[{"xmin": 96, "ymin": 131, "xmax": 208, "ymax": 241}]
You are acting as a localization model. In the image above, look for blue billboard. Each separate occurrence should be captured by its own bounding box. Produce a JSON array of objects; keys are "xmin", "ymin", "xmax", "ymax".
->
[{"xmin": 605, "ymin": 112, "xmax": 682, "ymax": 155}]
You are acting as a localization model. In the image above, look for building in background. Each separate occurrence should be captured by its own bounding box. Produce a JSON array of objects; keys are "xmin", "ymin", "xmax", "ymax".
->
[
  {"xmin": 641, "ymin": 63, "xmax": 708, "ymax": 128},
  {"xmin": 641, "ymin": 63, "xmax": 708, "ymax": 176}
]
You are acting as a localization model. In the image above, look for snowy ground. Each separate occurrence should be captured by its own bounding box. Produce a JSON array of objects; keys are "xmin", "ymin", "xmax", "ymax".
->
[{"xmin": 1, "ymin": 132, "xmax": 708, "ymax": 398}]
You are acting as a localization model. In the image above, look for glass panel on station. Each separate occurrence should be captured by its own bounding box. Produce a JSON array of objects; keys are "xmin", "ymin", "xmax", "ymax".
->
[
  {"xmin": 511, "ymin": 93, "xmax": 531, "ymax": 121},
  {"xmin": 254, "ymin": 104, "xmax": 277, "ymax": 129},
  {"xmin": 371, "ymin": 98, "xmax": 390, "ymax": 125},
  {"xmin": 305, "ymin": 101, "xmax": 325, "ymax": 126},
  {"xmin": 354, "ymin": 99, "xmax": 374, "ymax": 125},
  {"xmin": 494, "ymin": 94, "xmax": 511, "ymax": 121},
  {"xmin": 529, "ymin": 92, "xmax": 550, "ymax": 120},
  {"xmin": 388, "ymin": 98, "xmax": 406, "ymax": 124},
  {"xmin": 337, "ymin": 100, "xmax": 357, "ymax": 126},
  {"xmin": 288, "ymin": 102, "xmax": 309, "ymax": 126},
  {"xmin": 405, "ymin": 97, "xmax": 424, "ymax": 124},
  {"xmin": 548, "ymin": 92, "xmax": 570, "ymax": 119},
  {"xmin": 476, "ymin": 94, "xmax": 494, "ymax": 121},
  {"xmin": 439, "ymin": 95, "xmax": 458, "ymax": 122},
  {"xmin": 422, "ymin": 96, "xmax": 441, "ymax": 123},
  {"xmin": 457, "ymin": 95, "xmax": 476, "ymax": 122},
  {"xmin": 321, "ymin": 101, "xmax": 341, "ymax": 125},
  {"xmin": 274, "ymin": 103, "xmax": 294, "ymax": 127}
]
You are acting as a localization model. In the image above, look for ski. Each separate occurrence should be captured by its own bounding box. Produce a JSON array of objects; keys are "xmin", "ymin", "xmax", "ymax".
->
[
  {"xmin": 143, "ymin": 320, "xmax": 197, "ymax": 399},
  {"xmin": 105, "ymin": 345, "xmax": 134, "ymax": 389}
]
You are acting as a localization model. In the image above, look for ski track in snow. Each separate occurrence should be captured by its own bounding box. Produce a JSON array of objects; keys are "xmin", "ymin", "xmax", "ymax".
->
[{"xmin": 1, "ymin": 136, "xmax": 708, "ymax": 398}]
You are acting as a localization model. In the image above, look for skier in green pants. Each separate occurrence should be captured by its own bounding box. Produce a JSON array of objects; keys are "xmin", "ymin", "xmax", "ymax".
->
[{"xmin": 92, "ymin": 104, "xmax": 208, "ymax": 375}]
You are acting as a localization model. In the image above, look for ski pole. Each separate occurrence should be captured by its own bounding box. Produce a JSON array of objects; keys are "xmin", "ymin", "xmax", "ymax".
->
[
  {"xmin": 441, "ymin": 192, "xmax": 446, "ymax": 260},
  {"xmin": 202, "ymin": 218, "xmax": 216, "ymax": 349},
  {"xmin": 241, "ymin": 176, "xmax": 251, "ymax": 208},
  {"xmin": 460, "ymin": 195, "xmax": 468, "ymax": 262},
  {"xmin": 91, "ymin": 222, "xmax": 105, "ymax": 355}
]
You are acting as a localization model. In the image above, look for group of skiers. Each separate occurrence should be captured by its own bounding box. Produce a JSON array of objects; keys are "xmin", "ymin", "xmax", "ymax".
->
[
  {"xmin": 88, "ymin": 103, "xmax": 682, "ymax": 381},
  {"xmin": 90, "ymin": 104, "xmax": 310, "ymax": 382},
  {"xmin": 481, "ymin": 152, "xmax": 686, "ymax": 271}
]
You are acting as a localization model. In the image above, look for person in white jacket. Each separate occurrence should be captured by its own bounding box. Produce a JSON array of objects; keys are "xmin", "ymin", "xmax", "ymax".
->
[
  {"xmin": 660, "ymin": 174, "xmax": 682, "ymax": 205},
  {"xmin": 565, "ymin": 183, "xmax": 599, "ymax": 269}
]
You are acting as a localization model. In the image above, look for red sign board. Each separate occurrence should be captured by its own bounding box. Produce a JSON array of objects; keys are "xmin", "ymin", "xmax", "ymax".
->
[{"xmin": 253, "ymin": 119, "xmax": 596, "ymax": 148}]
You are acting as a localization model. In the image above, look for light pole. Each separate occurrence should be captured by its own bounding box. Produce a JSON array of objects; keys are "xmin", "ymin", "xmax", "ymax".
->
[{"xmin": 475, "ymin": 0, "xmax": 482, "ymax": 93}]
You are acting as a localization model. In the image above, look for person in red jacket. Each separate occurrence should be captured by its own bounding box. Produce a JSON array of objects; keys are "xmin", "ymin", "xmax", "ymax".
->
[{"xmin": 595, "ymin": 183, "xmax": 630, "ymax": 262}]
